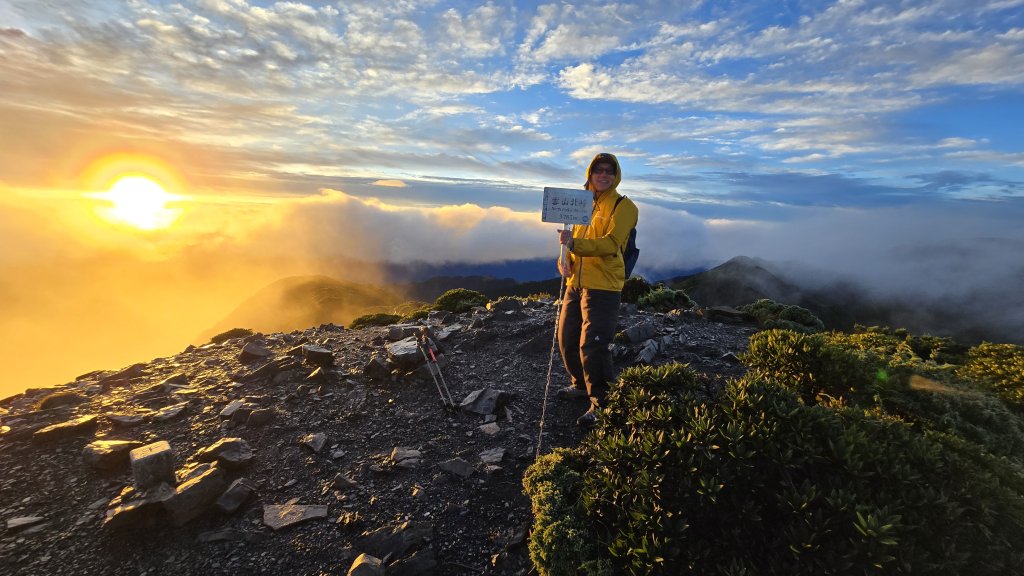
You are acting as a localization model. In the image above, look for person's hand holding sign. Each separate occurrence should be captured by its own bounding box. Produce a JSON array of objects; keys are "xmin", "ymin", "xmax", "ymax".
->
[
  {"xmin": 558, "ymin": 229, "xmax": 574, "ymax": 251},
  {"xmin": 557, "ymin": 229, "xmax": 573, "ymax": 277}
]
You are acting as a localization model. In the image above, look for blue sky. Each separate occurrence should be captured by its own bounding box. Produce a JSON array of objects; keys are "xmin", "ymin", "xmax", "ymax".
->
[{"xmin": 1, "ymin": 0, "xmax": 1024, "ymax": 391}]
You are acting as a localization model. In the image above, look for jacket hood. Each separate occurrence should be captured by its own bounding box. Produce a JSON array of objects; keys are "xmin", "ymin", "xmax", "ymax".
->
[{"xmin": 584, "ymin": 152, "xmax": 622, "ymax": 192}]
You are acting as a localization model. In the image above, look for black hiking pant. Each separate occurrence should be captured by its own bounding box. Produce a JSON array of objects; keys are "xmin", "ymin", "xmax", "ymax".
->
[{"xmin": 557, "ymin": 286, "xmax": 621, "ymax": 409}]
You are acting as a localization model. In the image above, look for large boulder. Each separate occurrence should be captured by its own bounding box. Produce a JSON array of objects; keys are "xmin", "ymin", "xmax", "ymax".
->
[
  {"xmin": 387, "ymin": 337, "xmax": 424, "ymax": 369},
  {"xmin": 163, "ymin": 463, "xmax": 227, "ymax": 525},
  {"xmin": 130, "ymin": 441, "xmax": 176, "ymax": 490}
]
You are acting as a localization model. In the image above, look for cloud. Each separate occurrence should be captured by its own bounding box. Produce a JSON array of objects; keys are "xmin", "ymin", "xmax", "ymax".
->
[{"xmin": 372, "ymin": 180, "xmax": 408, "ymax": 188}]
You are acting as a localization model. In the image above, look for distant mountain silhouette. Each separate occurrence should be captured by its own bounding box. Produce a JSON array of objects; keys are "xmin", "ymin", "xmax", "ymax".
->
[
  {"xmin": 669, "ymin": 256, "xmax": 803, "ymax": 307},
  {"xmin": 668, "ymin": 255, "xmax": 1023, "ymax": 345}
]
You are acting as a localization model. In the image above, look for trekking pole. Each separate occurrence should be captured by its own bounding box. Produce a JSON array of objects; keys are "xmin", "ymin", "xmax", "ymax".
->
[
  {"xmin": 418, "ymin": 335, "xmax": 451, "ymax": 408},
  {"xmin": 536, "ymin": 224, "xmax": 569, "ymax": 458},
  {"xmin": 425, "ymin": 336, "xmax": 455, "ymax": 407}
]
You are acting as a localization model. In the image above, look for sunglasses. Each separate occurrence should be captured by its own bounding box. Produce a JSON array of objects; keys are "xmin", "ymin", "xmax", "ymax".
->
[{"xmin": 591, "ymin": 166, "xmax": 616, "ymax": 176}]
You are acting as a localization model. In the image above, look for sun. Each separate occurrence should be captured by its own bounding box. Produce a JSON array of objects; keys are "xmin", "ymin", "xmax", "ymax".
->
[{"xmin": 91, "ymin": 175, "xmax": 183, "ymax": 230}]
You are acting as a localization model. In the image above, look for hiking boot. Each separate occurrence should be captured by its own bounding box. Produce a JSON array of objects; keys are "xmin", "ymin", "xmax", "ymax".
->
[
  {"xmin": 556, "ymin": 386, "xmax": 588, "ymax": 400},
  {"xmin": 576, "ymin": 410, "xmax": 598, "ymax": 428}
]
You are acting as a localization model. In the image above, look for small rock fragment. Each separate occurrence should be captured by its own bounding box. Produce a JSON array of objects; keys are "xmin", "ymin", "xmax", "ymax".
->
[
  {"xmin": 479, "ymin": 447, "xmax": 505, "ymax": 464},
  {"xmin": 347, "ymin": 553, "xmax": 384, "ymax": 576},
  {"xmin": 216, "ymin": 478, "xmax": 256, "ymax": 514},
  {"xmin": 438, "ymin": 458, "xmax": 474, "ymax": 478},
  {"xmin": 302, "ymin": 433, "xmax": 328, "ymax": 454}
]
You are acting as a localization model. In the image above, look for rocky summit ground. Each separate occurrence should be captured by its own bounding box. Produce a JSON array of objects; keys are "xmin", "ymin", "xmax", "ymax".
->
[{"xmin": 0, "ymin": 299, "xmax": 756, "ymax": 576}]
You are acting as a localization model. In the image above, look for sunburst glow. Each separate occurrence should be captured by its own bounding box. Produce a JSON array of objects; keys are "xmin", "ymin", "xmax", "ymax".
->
[{"xmin": 92, "ymin": 176, "xmax": 183, "ymax": 230}]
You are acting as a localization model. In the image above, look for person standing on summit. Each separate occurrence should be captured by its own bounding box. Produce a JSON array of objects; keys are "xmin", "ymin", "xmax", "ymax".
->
[{"xmin": 556, "ymin": 152, "xmax": 639, "ymax": 427}]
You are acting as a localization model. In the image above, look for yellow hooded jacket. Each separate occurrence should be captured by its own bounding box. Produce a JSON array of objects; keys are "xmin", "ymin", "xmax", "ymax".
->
[{"xmin": 562, "ymin": 153, "xmax": 639, "ymax": 292}]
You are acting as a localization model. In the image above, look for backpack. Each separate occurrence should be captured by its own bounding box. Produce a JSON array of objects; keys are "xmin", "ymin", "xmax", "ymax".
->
[{"xmin": 613, "ymin": 196, "xmax": 640, "ymax": 279}]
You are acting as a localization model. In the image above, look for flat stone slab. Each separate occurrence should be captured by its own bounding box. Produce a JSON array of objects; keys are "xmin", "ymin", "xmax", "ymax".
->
[
  {"xmin": 197, "ymin": 438, "xmax": 253, "ymax": 468},
  {"xmin": 239, "ymin": 342, "xmax": 273, "ymax": 362},
  {"xmin": 301, "ymin": 345, "xmax": 334, "ymax": 366},
  {"xmin": 246, "ymin": 408, "xmax": 275, "ymax": 427},
  {"xmin": 219, "ymin": 399, "xmax": 245, "ymax": 419},
  {"xmin": 108, "ymin": 414, "xmax": 146, "ymax": 427},
  {"xmin": 623, "ymin": 321, "xmax": 658, "ymax": 343},
  {"xmin": 386, "ymin": 337, "xmax": 423, "ymax": 368},
  {"xmin": 263, "ymin": 504, "xmax": 328, "ymax": 531},
  {"xmin": 438, "ymin": 458, "xmax": 474, "ymax": 478},
  {"xmin": 479, "ymin": 447, "xmax": 505, "ymax": 464},
  {"xmin": 83, "ymin": 440, "xmax": 145, "ymax": 470},
  {"xmin": 6, "ymin": 516, "xmax": 45, "ymax": 531},
  {"xmin": 216, "ymin": 478, "xmax": 256, "ymax": 514},
  {"xmin": 390, "ymin": 447, "xmax": 422, "ymax": 469},
  {"xmin": 32, "ymin": 415, "xmax": 98, "ymax": 443},
  {"xmin": 152, "ymin": 402, "xmax": 188, "ymax": 422}
]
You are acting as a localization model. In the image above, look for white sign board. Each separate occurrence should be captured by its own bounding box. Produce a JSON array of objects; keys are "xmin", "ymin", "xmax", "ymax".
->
[{"xmin": 541, "ymin": 187, "xmax": 591, "ymax": 225}]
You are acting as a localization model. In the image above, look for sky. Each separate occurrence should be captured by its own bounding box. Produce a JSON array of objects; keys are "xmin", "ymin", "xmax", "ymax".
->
[{"xmin": 1, "ymin": 0, "xmax": 1023, "ymax": 394}]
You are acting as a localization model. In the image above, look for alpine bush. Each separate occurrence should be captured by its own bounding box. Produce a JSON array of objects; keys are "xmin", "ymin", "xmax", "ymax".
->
[
  {"xmin": 742, "ymin": 329, "xmax": 881, "ymax": 405},
  {"xmin": 957, "ymin": 342, "xmax": 1024, "ymax": 411},
  {"xmin": 637, "ymin": 286, "xmax": 693, "ymax": 313},
  {"xmin": 209, "ymin": 327, "xmax": 254, "ymax": 344},
  {"xmin": 568, "ymin": 363, "xmax": 1024, "ymax": 575},
  {"xmin": 349, "ymin": 312, "xmax": 402, "ymax": 329},
  {"xmin": 432, "ymin": 288, "xmax": 489, "ymax": 313},
  {"xmin": 739, "ymin": 298, "xmax": 824, "ymax": 333},
  {"xmin": 522, "ymin": 449, "xmax": 614, "ymax": 576},
  {"xmin": 621, "ymin": 276, "xmax": 653, "ymax": 305}
]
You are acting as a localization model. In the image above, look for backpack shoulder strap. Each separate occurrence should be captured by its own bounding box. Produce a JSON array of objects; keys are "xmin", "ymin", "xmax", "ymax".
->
[{"xmin": 613, "ymin": 195, "xmax": 626, "ymax": 213}]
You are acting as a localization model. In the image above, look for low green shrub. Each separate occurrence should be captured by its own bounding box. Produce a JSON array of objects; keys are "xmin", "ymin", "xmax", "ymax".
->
[
  {"xmin": 432, "ymin": 288, "xmax": 489, "ymax": 313},
  {"xmin": 522, "ymin": 448, "xmax": 613, "ymax": 576},
  {"xmin": 36, "ymin": 391, "xmax": 87, "ymax": 410},
  {"xmin": 878, "ymin": 374, "xmax": 1024, "ymax": 459},
  {"xmin": 957, "ymin": 342, "xmax": 1024, "ymax": 411},
  {"xmin": 574, "ymin": 364, "xmax": 1024, "ymax": 575},
  {"xmin": 526, "ymin": 325, "xmax": 1024, "ymax": 576},
  {"xmin": 621, "ymin": 276, "xmax": 653, "ymax": 305},
  {"xmin": 739, "ymin": 299, "xmax": 824, "ymax": 333},
  {"xmin": 637, "ymin": 287, "xmax": 693, "ymax": 312},
  {"xmin": 742, "ymin": 329, "xmax": 881, "ymax": 404},
  {"xmin": 209, "ymin": 327, "xmax": 254, "ymax": 344},
  {"xmin": 349, "ymin": 313, "xmax": 402, "ymax": 329}
]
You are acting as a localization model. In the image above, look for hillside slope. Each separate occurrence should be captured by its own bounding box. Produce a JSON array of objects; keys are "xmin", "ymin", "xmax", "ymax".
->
[
  {"xmin": 0, "ymin": 300, "xmax": 754, "ymax": 575},
  {"xmin": 198, "ymin": 275, "xmax": 407, "ymax": 343}
]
